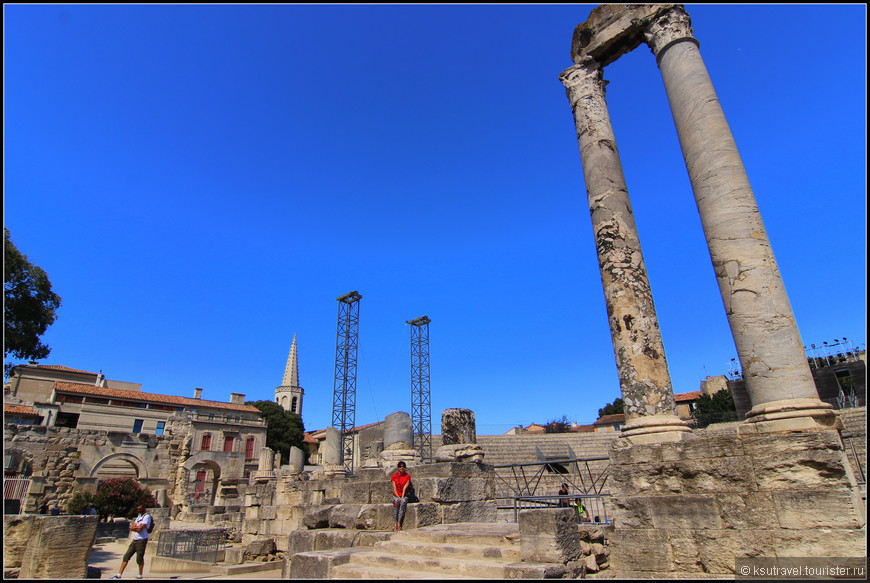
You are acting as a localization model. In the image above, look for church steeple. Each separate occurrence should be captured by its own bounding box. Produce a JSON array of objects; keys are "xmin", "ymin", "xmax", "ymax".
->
[
  {"xmin": 275, "ymin": 334, "xmax": 304, "ymax": 415},
  {"xmin": 282, "ymin": 334, "xmax": 299, "ymax": 388}
]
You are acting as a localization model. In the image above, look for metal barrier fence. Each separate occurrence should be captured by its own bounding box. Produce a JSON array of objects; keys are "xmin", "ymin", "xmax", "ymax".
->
[
  {"xmin": 156, "ymin": 529, "xmax": 224, "ymax": 564},
  {"xmin": 3, "ymin": 478, "xmax": 31, "ymax": 514},
  {"xmin": 492, "ymin": 457, "xmax": 610, "ymax": 499},
  {"xmin": 512, "ymin": 494, "xmax": 611, "ymax": 525},
  {"xmin": 842, "ymin": 432, "xmax": 866, "ymax": 485}
]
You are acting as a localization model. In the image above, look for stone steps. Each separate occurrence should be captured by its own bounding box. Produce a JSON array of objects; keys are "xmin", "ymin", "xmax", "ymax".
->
[
  {"xmin": 336, "ymin": 550, "xmax": 516, "ymax": 578},
  {"xmin": 374, "ymin": 539, "xmax": 521, "ymax": 562},
  {"xmin": 333, "ymin": 564, "xmax": 470, "ymax": 579},
  {"xmin": 476, "ymin": 435, "xmax": 617, "ymax": 466},
  {"xmin": 330, "ymin": 522, "xmax": 529, "ymax": 579}
]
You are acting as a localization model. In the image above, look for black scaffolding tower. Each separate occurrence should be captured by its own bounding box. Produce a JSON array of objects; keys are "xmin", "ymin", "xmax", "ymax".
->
[
  {"xmin": 332, "ymin": 291, "xmax": 362, "ymax": 472},
  {"xmin": 407, "ymin": 315, "xmax": 432, "ymax": 462}
]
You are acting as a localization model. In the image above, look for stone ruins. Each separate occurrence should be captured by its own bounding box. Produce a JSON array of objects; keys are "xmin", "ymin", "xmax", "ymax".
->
[
  {"xmin": 3, "ymin": 4, "xmax": 866, "ymax": 580},
  {"xmin": 559, "ymin": 3, "xmax": 864, "ymax": 576}
]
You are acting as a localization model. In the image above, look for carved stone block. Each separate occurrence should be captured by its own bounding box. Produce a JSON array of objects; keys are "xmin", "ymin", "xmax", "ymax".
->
[
  {"xmin": 518, "ymin": 508, "xmax": 582, "ymax": 564},
  {"xmin": 440, "ymin": 500, "xmax": 498, "ymax": 524},
  {"xmin": 327, "ymin": 504, "xmax": 362, "ymax": 529},
  {"xmin": 301, "ymin": 506, "xmax": 330, "ymax": 529},
  {"xmin": 772, "ymin": 489, "xmax": 863, "ymax": 529},
  {"xmin": 339, "ymin": 481, "xmax": 371, "ymax": 505},
  {"xmin": 648, "ymin": 495, "xmax": 722, "ymax": 530}
]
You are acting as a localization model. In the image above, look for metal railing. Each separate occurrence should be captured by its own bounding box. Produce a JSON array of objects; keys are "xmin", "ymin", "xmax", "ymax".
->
[
  {"xmin": 491, "ymin": 456, "xmax": 610, "ymax": 503},
  {"xmin": 491, "ymin": 456, "xmax": 611, "ymax": 525},
  {"xmin": 3, "ymin": 477, "xmax": 31, "ymax": 514},
  {"xmin": 156, "ymin": 529, "xmax": 224, "ymax": 564},
  {"xmin": 842, "ymin": 432, "xmax": 866, "ymax": 486},
  {"xmin": 512, "ymin": 494, "xmax": 612, "ymax": 525}
]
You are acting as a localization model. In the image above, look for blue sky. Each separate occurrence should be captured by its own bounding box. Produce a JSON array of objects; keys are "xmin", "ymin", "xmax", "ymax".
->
[{"xmin": 5, "ymin": 4, "xmax": 866, "ymax": 435}]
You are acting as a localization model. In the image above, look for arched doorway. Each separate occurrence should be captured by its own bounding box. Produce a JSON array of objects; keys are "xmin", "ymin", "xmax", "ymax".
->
[
  {"xmin": 188, "ymin": 460, "xmax": 221, "ymax": 507},
  {"xmin": 91, "ymin": 454, "xmax": 146, "ymax": 481}
]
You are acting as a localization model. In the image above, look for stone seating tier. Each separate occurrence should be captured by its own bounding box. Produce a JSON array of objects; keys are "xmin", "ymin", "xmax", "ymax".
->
[{"xmin": 303, "ymin": 522, "xmax": 574, "ymax": 579}]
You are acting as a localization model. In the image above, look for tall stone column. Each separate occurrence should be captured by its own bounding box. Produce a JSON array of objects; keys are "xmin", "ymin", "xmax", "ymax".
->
[
  {"xmin": 560, "ymin": 60, "xmax": 690, "ymax": 443},
  {"xmin": 644, "ymin": 6, "xmax": 837, "ymax": 432}
]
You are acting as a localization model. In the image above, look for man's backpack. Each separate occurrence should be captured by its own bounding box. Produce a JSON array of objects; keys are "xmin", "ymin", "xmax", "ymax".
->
[{"xmin": 146, "ymin": 515, "xmax": 155, "ymax": 533}]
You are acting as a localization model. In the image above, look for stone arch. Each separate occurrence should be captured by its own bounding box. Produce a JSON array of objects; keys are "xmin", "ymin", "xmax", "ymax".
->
[
  {"xmin": 183, "ymin": 456, "xmax": 222, "ymax": 506},
  {"xmin": 89, "ymin": 453, "xmax": 148, "ymax": 479}
]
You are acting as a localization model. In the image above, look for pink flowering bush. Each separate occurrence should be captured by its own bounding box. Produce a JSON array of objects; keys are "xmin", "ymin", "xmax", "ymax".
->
[{"xmin": 94, "ymin": 477, "xmax": 157, "ymax": 519}]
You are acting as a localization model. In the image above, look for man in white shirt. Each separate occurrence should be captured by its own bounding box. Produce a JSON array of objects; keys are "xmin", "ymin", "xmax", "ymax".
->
[{"xmin": 111, "ymin": 505, "xmax": 152, "ymax": 579}]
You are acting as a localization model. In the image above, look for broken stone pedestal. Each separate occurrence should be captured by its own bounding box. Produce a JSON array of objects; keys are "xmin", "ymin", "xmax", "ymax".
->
[
  {"xmin": 436, "ymin": 408, "xmax": 485, "ymax": 463},
  {"xmin": 605, "ymin": 428, "xmax": 865, "ymax": 578}
]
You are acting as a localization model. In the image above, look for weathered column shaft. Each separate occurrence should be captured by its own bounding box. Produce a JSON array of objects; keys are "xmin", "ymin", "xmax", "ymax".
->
[
  {"xmin": 644, "ymin": 8, "xmax": 823, "ymax": 417},
  {"xmin": 560, "ymin": 62, "xmax": 688, "ymax": 437}
]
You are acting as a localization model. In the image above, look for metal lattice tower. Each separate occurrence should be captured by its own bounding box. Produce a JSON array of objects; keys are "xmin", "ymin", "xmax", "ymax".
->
[
  {"xmin": 332, "ymin": 291, "xmax": 362, "ymax": 473},
  {"xmin": 407, "ymin": 315, "xmax": 432, "ymax": 462}
]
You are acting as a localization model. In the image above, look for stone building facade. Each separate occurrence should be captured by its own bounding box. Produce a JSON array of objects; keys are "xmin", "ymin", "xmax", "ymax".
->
[{"xmin": 3, "ymin": 363, "xmax": 267, "ymax": 513}]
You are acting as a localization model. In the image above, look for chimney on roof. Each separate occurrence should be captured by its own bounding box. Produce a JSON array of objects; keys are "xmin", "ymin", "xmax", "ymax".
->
[
  {"xmin": 230, "ymin": 392, "xmax": 245, "ymax": 405},
  {"xmin": 194, "ymin": 388, "xmax": 203, "ymax": 399}
]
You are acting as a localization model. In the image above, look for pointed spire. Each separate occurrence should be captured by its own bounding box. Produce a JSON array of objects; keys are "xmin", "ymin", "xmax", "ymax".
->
[{"xmin": 282, "ymin": 334, "xmax": 300, "ymax": 388}]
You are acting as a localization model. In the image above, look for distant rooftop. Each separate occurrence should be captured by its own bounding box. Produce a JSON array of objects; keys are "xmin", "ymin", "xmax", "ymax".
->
[{"xmin": 54, "ymin": 381, "xmax": 260, "ymax": 414}]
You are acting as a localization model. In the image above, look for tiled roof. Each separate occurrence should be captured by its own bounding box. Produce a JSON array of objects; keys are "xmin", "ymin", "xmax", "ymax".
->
[
  {"xmin": 571, "ymin": 424, "xmax": 596, "ymax": 433},
  {"xmin": 4, "ymin": 404, "xmax": 40, "ymax": 416},
  {"xmin": 25, "ymin": 364, "xmax": 98, "ymax": 375},
  {"xmin": 593, "ymin": 413, "xmax": 625, "ymax": 425},
  {"xmin": 53, "ymin": 382, "xmax": 261, "ymax": 413},
  {"xmin": 675, "ymin": 390, "xmax": 703, "ymax": 402}
]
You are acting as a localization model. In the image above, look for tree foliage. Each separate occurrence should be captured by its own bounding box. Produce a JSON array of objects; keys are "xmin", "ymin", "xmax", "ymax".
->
[
  {"xmin": 93, "ymin": 478, "xmax": 156, "ymax": 519},
  {"xmin": 597, "ymin": 398, "xmax": 624, "ymax": 418},
  {"xmin": 247, "ymin": 400, "xmax": 306, "ymax": 465},
  {"xmin": 4, "ymin": 228, "xmax": 62, "ymax": 377},
  {"xmin": 544, "ymin": 414, "xmax": 573, "ymax": 433},
  {"xmin": 692, "ymin": 389, "xmax": 738, "ymax": 427},
  {"xmin": 67, "ymin": 490, "xmax": 96, "ymax": 515}
]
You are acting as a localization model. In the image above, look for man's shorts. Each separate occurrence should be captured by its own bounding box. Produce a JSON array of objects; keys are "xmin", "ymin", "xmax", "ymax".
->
[{"xmin": 122, "ymin": 539, "xmax": 149, "ymax": 564}]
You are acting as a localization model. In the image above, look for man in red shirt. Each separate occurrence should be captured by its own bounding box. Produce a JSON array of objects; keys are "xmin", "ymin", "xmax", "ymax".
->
[{"xmin": 390, "ymin": 461, "xmax": 411, "ymax": 531}]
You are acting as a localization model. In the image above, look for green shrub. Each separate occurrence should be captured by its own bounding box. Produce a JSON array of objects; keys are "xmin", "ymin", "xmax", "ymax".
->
[{"xmin": 66, "ymin": 490, "xmax": 96, "ymax": 515}]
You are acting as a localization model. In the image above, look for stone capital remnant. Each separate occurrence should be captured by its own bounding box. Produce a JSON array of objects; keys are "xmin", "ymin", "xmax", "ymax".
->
[
  {"xmin": 563, "ymin": 4, "xmax": 837, "ymax": 435},
  {"xmin": 642, "ymin": 4, "xmax": 697, "ymax": 59},
  {"xmin": 437, "ymin": 408, "xmax": 484, "ymax": 463}
]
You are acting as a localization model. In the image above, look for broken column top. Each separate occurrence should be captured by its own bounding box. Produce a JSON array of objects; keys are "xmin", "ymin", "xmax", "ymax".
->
[
  {"xmin": 441, "ymin": 408, "xmax": 477, "ymax": 445},
  {"xmin": 570, "ymin": 4, "xmax": 686, "ymax": 65}
]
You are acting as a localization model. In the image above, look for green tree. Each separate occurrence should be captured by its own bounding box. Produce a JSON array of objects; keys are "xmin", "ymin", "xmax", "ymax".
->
[
  {"xmin": 544, "ymin": 414, "xmax": 573, "ymax": 433},
  {"xmin": 67, "ymin": 490, "xmax": 96, "ymax": 515},
  {"xmin": 247, "ymin": 400, "xmax": 306, "ymax": 465},
  {"xmin": 692, "ymin": 389, "xmax": 737, "ymax": 428},
  {"xmin": 597, "ymin": 397, "xmax": 624, "ymax": 418},
  {"xmin": 4, "ymin": 228, "xmax": 62, "ymax": 377},
  {"xmin": 93, "ymin": 478, "xmax": 156, "ymax": 519}
]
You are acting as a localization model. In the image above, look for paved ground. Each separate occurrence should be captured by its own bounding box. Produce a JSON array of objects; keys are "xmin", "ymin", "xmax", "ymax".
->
[{"xmin": 87, "ymin": 538, "xmax": 283, "ymax": 580}]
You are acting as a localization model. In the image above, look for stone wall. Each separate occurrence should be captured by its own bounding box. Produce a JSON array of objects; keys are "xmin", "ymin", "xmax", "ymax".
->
[
  {"xmin": 606, "ymin": 429, "xmax": 865, "ymax": 577},
  {"xmin": 235, "ymin": 462, "xmax": 497, "ymax": 553},
  {"xmin": 3, "ymin": 412, "xmax": 254, "ymax": 513},
  {"xmin": 3, "ymin": 515, "xmax": 98, "ymax": 579},
  {"xmin": 4, "ymin": 422, "xmax": 188, "ymax": 512}
]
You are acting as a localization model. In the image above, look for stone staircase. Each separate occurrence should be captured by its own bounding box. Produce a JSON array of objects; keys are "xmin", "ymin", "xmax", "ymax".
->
[
  {"xmin": 476, "ymin": 433, "xmax": 618, "ymax": 467},
  {"xmin": 330, "ymin": 522, "xmax": 565, "ymax": 579}
]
